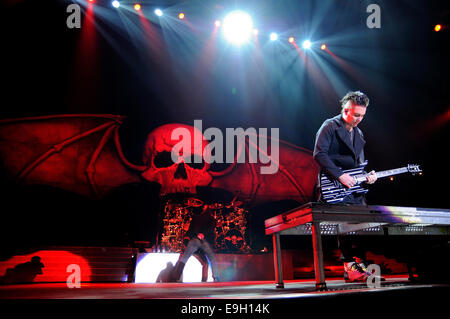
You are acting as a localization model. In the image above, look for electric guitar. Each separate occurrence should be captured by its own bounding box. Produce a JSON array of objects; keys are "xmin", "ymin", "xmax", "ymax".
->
[{"xmin": 319, "ymin": 162, "xmax": 422, "ymax": 204}]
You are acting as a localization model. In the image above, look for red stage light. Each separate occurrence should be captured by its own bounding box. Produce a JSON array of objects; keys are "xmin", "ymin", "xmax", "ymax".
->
[
  {"xmin": 178, "ymin": 13, "xmax": 185, "ymax": 20},
  {"xmin": 215, "ymin": 20, "xmax": 221, "ymax": 27},
  {"xmin": 434, "ymin": 24, "xmax": 442, "ymax": 32},
  {"xmin": 320, "ymin": 44, "xmax": 327, "ymax": 50},
  {"xmin": 134, "ymin": 4, "xmax": 141, "ymax": 11},
  {"xmin": 288, "ymin": 36, "xmax": 295, "ymax": 44}
]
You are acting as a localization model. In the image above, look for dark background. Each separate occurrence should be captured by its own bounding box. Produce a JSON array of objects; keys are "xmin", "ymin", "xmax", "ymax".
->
[{"xmin": 0, "ymin": 0, "xmax": 449, "ymax": 254}]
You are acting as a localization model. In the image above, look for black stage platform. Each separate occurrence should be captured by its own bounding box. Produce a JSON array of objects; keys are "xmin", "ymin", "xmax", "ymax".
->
[
  {"xmin": 0, "ymin": 276, "xmax": 445, "ymax": 299},
  {"xmin": 265, "ymin": 203, "xmax": 450, "ymax": 289},
  {"xmin": 1, "ymin": 277, "xmax": 449, "ymax": 316}
]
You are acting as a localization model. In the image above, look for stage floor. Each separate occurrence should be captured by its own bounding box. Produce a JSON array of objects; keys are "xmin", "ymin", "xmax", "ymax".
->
[
  {"xmin": 2, "ymin": 276, "xmax": 448, "ymax": 316},
  {"xmin": 0, "ymin": 275, "xmax": 447, "ymax": 299}
]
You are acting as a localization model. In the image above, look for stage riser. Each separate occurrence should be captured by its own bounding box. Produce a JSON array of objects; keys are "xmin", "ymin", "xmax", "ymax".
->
[
  {"xmin": 0, "ymin": 248, "xmax": 295, "ymax": 283},
  {"xmin": 0, "ymin": 247, "xmax": 411, "ymax": 284},
  {"xmin": 0, "ymin": 247, "xmax": 134, "ymax": 284}
]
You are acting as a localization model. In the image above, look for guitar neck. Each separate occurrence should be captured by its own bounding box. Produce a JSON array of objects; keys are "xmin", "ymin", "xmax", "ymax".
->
[{"xmin": 375, "ymin": 167, "xmax": 409, "ymax": 179}]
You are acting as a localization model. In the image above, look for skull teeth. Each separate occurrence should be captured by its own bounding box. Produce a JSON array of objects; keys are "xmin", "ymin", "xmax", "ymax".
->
[{"xmin": 161, "ymin": 186, "xmax": 197, "ymax": 195}]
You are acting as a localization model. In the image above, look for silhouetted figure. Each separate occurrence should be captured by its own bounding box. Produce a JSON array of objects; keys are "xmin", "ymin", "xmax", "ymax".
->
[
  {"xmin": 0, "ymin": 256, "xmax": 44, "ymax": 284},
  {"xmin": 156, "ymin": 261, "xmax": 174, "ymax": 283}
]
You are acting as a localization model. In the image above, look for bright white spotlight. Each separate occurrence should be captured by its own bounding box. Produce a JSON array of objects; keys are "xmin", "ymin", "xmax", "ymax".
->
[
  {"xmin": 270, "ymin": 32, "xmax": 278, "ymax": 41},
  {"xmin": 112, "ymin": 1, "xmax": 120, "ymax": 8},
  {"xmin": 154, "ymin": 8, "xmax": 163, "ymax": 17},
  {"xmin": 302, "ymin": 40, "xmax": 312, "ymax": 49},
  {"xmin": 134, "ymin": 253, "xmax": 213, "ymax": 283},
  {"xmin": 222, "ymin": 10, "xmax": 253, "ymax": 45}
]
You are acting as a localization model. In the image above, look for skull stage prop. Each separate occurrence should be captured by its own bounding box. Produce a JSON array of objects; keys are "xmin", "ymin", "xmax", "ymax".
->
[{"xmin": 141, "ymin": 124, "xmax": 213, "ymax": 196}]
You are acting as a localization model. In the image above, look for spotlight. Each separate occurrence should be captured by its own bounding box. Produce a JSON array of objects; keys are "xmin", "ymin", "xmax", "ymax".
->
[
  {"xmin": 178, "ymin": 12, "xmax": 185, "ymax": 20},
  {"xmin": 253, "ymin": 29, "xmax": 259, "ymax": 35},
  {"xmin": 155, "ymin": 9, "xmax": 163, "ymax": 16},
  {"xmin": 320, "ymin": 44, "xmax": 327, "ymax": 50},
  {"xmin": 288, "ymin": 36, "xmax": 295, "ymax": 43},
  {"xmin": 215, "ymin": 20, "xmax": 221, "ymax": 27},
  {"xmin": 434, "ymin": 24, "xmax": 442, "ymax": 32},
  {"xmin": 222, "ymin": 10, "xmax": 254, "ymax": 45},
  {"xmin": 302, "ymin": 40, "xmax": 312, "ymax": 49},
  {"xmin": 134, "ymin": 4, "xmax": 141, "ymax": 11},
  {"xmin": 270, "ymin": 32, "xmax": 278, "ymax": 41},
  {"xmin": 112, "ymin": 1, "xmax": 120, "ymax": 8}
]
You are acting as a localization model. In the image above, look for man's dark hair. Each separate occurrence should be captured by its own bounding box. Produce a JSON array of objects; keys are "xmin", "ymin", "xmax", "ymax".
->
[{"xmin": 340, "ymin": 91, "xmax": 369, "ymax": 108}]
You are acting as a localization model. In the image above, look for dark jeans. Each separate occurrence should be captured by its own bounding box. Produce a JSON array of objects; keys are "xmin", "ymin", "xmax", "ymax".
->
[
  {"xmin": 179, "ymin": 238, "xmax": 219, "ymax": 279},
  {"xmin": 338, "ymin": 194, "xmax": 367, "ymax": 263},
  {"xmin": 338, "ymin": 235, "xmax": 367, "ymax": 262}
]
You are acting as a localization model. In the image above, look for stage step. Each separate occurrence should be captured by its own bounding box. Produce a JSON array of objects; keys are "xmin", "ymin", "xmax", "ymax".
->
[
  {"xmin": 292, "ymin": 250, "xmax": 409, "ymax": 278},
  {"xmin": 365, "ymin": 252, "xmax": 409, "ymax": 274}
]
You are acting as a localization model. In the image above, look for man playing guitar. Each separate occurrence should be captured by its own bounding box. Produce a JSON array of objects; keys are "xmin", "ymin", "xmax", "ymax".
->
[{"xmin": 313, "ymin": 91, "xmax": 377, "ymax": 282}]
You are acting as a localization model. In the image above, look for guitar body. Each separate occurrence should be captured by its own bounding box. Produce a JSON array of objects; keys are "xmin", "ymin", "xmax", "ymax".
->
[
  {"xmin": 319, "ymin": 162, "xmax": 369, "ymax": 204},
  {"xmin": 318, "ymin": 162, "xmax": 422, "ymax": 204}
]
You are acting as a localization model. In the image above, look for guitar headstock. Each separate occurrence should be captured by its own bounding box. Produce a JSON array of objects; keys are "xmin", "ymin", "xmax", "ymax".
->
[{"xmin": 407, "ymin": 164, "xmax": 422, "ymax": 175}]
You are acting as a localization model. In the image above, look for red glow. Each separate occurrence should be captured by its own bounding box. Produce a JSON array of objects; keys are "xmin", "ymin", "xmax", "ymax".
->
[
  {"xmin": 178, "ymin": 13, "xmax": 185, "ymax": 20},
  {"xmin": 0, "ymin": 251, "xmax": 92, "ymax": 283},
  {"xmin": 81, "ymin": 3, "xmax": 96, "ymax": 53},
  {"xmin": 137, "ymin": 10, "xmax": 166, "ymax": 65},
  {"xmin": 443, "ymin": 108, "xmax": 450, "ymax": 122},
  {"xmin": 324, "ymin": 46, "xmax": 377, "ymax": 96},
  {"xmin": 421, "ymin": 107, "xmax": 450, "ymax": 133},
  {"xmin": 196, "ymin": 19, "xmax": 221, "ymax": 84},
  {"xmin": 434, "ymin": 24, "xmax": 442, "ymax": 32},
  {"xmin": 134, "ymin": 4, "xmax": 141, "ymax": 11},
  {"xmin": 288, "ymin": 37, "xmax": 295, "ymax": 44},
  {"xmin": 68, "ymin": 1, "xmax": 99, "ymax": 109},
  {"xmin": 292, "ymin": 43, "xmax": 337, "ymax": 106}
]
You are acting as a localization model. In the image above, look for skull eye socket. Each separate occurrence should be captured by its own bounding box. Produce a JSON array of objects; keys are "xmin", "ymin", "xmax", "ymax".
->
[{"xmin": 153, "ymin": 151, "xmax": 176, "ymax": 168}]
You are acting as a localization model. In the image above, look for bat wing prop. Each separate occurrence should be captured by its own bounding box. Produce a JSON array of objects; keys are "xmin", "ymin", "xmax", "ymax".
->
[
  {"xmin": 0, "ymin": 115, "xmax": 319, "ymax": 205},
  {"xmin": 209, "ymin": 133, "xmax": 320, "ymax": 206},
  {"xmin": 0, "ymin": 114, "xmax": 145, "ymax": 199}
]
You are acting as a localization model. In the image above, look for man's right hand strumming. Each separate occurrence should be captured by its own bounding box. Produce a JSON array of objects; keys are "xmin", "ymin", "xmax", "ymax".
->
[{"xmin": 338, "ymin": 173, "xmax": 357, "ymax": 188}]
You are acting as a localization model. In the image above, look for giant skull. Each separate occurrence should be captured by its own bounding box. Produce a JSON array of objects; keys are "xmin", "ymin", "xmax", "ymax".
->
[{"xmin": 141, "ymin": 124, "xmax": 213, "ymax": 195}]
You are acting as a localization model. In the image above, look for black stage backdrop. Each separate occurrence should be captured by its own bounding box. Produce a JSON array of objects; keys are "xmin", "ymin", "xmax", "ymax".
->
[{"xmin": 0, "ymin": 0, "xmax": 449, "ymax": 254}]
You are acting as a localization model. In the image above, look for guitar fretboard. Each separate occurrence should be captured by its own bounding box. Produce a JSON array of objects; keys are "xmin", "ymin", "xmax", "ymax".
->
[{"xmin": 375, "ymin": 167, "xmax": 409, "ymax": 178}]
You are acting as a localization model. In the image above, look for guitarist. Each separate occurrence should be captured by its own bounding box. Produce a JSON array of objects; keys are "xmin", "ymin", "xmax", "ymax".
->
[{"xmin": 313, "ymin": 91, "xmax": 378, "ymax": 282}]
